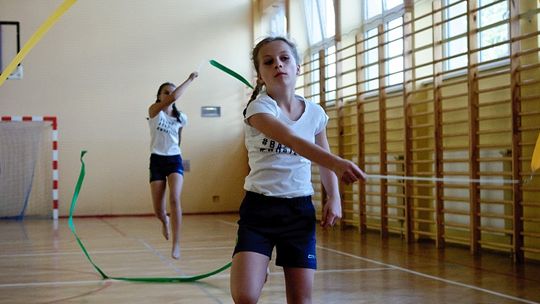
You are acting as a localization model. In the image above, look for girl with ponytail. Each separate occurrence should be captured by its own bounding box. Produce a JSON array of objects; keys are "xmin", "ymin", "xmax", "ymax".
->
[
  {"xmin": 147, "ymin": 71, "xmax": 197, "ymax": 259},
  {"xmin": 230, "ymin": 37, "xmax": 366, "ymax": 303}
]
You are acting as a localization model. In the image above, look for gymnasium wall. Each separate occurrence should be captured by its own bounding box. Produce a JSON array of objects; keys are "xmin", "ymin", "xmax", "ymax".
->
[{"xmin": 0, "ymin": 0, "xmax": 253, "ymax": 216}]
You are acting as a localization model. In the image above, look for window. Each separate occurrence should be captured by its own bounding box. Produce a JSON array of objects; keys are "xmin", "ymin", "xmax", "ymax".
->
[
  {"xmin": 262, "ymin": 1, "xmax": 287, "ymax": 36},
  {"xmin": 364, "ymin": 28, "xmax": 379, "ymax": 92},
  {"xmin": 477, "ymin": 0, "xmax": 509, "ymax": 62},
  {"xmin": 386, "ymin": 17, "xmax": 404, "ymax": 87},
  {"xmin": 363, "ymin": 0, "xmax": 405, "ymax": 91},
  {"xmin": 444, "ymin": 0, "xmax": 509, "ymax": 71},
  {"xmin": 304, "ymin": 0, "xmax": 335, "ymax": 46},
  {"xmin": 444, "ymin": 0, "xmax": 468, "ymax": 70}
]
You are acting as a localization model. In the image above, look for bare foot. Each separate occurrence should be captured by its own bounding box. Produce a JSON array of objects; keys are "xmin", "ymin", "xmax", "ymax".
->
[
  {"xmin": 162, "ymin": 216, "xmax": 170, "ymax": 240},
  {"xmin": 172, "ymin": 243, "xmax": 180, "ymax": 260}
]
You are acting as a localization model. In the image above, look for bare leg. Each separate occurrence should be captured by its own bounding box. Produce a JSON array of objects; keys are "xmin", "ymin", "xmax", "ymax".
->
[
  {"xmin": 283, "ymin": 267, "xmax": 315, "ymax": 304},
  {"xmin": 230, "ymin": 251, "xmax": 270, "ymax": 304},
  {"xmin": 150, "ymin": 180, "xmax": 169, "ymax": 240},
  {"xmin": 167, "ymin": 173, "xmax": 183, "ymax": 259}
]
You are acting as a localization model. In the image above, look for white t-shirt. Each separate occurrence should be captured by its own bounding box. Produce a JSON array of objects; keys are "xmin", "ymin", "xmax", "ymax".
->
[
  {"xmin": 148, "ymin": 110, "xmax": 187, "ymax": 155},
  {"xmin": 243, "ymin": 93, "xmax": 328, "ymax": 198}
]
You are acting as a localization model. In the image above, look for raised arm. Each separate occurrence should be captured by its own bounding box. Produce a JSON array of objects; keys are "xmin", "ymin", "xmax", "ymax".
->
[
  {"xmin": 247, "ymin": 113, "xmax": 366, "ymax": 184},
  {"xmin": 148, "ymin": 72, "xmax": 198, "ymax": 118}
]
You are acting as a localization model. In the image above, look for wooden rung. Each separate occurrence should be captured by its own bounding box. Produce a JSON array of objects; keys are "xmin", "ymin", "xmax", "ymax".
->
[
  {"xmin": 443, "ymin": 132, "xmax": 469, "ymax": 138},
  {"xmin": 411, "ymin": 159, "xmax": 435, "ymax": 164},
  {"xmin": 478, "ymin": 99, "xmax": 511, "ymax": 108},
  {"xmin": 444, "ymin": 221, "xmax": 470, "ymax": 229},
  {"xmin": 410, "ymin": 135, "xmax": 433, "ymax": 140},
  {"xmin": 443, "ymin": 209, "xmax": 470, "ymax": 217},
  {"xmin": 411, "ymin": 206, "xmax": 435, "ymax": 212},
  {"xmin": 478, "ymin": 184, "xmax": 513, "ymax": 191},
  {"xmin": 443, "ymin": 236, "xmax": 470, "ymax": 245},
  {"xmin": 409, "ymin": 111, "xmax": 433, "ymax": 118},
  {"xmin": 413, "ymin": 230, "xmax": 436, "ymax": 237},
  {"xmin": 521, "ymin": 247, "xmax": 540, "ymax": 254},
  {"xmin": 387, "ymin": 193, "xmax": 406, "ymax": 198},
  {"xmin": 521, "ymin": 232, "xmax": 540, "ymax": 238},
  {"xmin": 443, "ymin": 158, "xmax": 469, "ymax": 163},
  {"xmin": 410, "ymin": 123, "xmax": 434, "ymax": 129},
  {"xmin": 442, "ymin": 118, "xmax": 470, "ymax": 125},
  {"xmin": 478, "ymin": 241, "xmax": 513, "ymax": 250},
  {"xmin": 442, "ymin": 196, "xmax": 469, "ymax": 202},
  {"xmin": 478, "ymin": 226, "xmax": 513, "ymax": 234},
  {"xmin": 478, "ymin": 171, "xmax": 513, "ymax": 177},
  {"xmin": 480, "ymin": 199, "xmax": 513, "ymax": 205},
  {"xmin": 521, "ymin": 217, "xmax": 540, "ymax": 223},
  {"xmin": 479, "ymin": 212, "xmax": 513, "ymax": 220},
  {"xmin": 387, "ymin": 227, "xmax": 405, "ymax": 234},
  {"xmin": 410, "ymin": 195, "xmax": 436, "ymax": 200},
  {"xmin": 477, "ymin": 114, "xmax": 512, "ymax": 121},
  {"xmin": 478, "ymin": 157, "xmax": 512, "ymax": 162}
]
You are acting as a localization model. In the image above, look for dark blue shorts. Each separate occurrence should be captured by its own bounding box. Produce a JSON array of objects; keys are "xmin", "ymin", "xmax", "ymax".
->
[
  {"xmin": 149, "ymin": 154, "xmax": 184, "ymax": 182},
  {"xmin": 233, "ymin": 191, "xmax": 317, "ymax": 269}
]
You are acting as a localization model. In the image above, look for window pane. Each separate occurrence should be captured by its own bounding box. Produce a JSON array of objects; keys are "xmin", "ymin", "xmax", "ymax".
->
[
  {"xmin": 446, "ymin": 37, "xmax": 468, "ymax": 70},
  {"xmin": 305, "ymin": 0, "xmax": 323, "ymax": 44},
  {"xmin": 324, "ymin": 0, "xmax": 335, "ymax": 38},
  {"xmin": 365, "ymin": 0, "xmax": 383, "ymax": 19},
  {"xmin": 386, "ymin": 17, "xmax": 403, "ymax": 86},
  {"xmin": 384, "ymin": 0, "xmax": 403, "ymax": 10},
  {"xmin": 479, "ymin": 24, "xmax": 509, "ymax": 61},
  {"xmin": 364, "ymin": 29, "xmax": 379, "ymax": 91},
  {"xmin": 478, "ymin": 0, "xmax": 509, "ymax": 62}
]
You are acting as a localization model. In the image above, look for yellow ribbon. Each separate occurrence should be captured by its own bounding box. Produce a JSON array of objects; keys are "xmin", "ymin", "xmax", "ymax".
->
[
  {"xmin": 532, "ymin": 132, "xmax": 540, "ymax": 172},
  {"xmin": 0, "ymin": 0, "xmax": 77, "ymax": 87}
]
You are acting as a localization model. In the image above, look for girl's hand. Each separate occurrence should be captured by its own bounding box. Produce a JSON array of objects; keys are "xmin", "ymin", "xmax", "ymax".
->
[
  {"xmin": 334, "ymin": 159, "xmax": 366, "ymax": 185},
  {"xmin": 321, "ymin": 196, "xmax": 342, "ymax": 228}
]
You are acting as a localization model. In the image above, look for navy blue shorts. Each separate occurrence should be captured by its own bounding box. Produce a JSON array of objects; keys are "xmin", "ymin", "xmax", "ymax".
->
[
  {"xmin": 233, "ymin": 191, "xmax": 317, "ymax": 269},
  {"xmin": 149, "ymin": 154, "xmax": 184, "ymax": 182}
]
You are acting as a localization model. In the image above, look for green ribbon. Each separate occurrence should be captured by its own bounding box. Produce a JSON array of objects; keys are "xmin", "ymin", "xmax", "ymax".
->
[
  {"xmin": 68, "ymin": 151, "xmax": 232, "ymax": 282},
  {"xmin": 209, "ymin": 59, "xmax": 254, "ymax": 89}
]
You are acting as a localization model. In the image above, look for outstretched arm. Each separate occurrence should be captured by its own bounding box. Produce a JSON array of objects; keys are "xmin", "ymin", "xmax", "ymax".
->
[
  {"xmin": 247, "ymin": 113, "xmax": 366, "ymax": 184},
  {"xmin": 148, "ymin": 72, "xmax": 198, "ymax": 118},
  {"xmin": 315, "ymin": 130, "xmax": 343, "ymax": 228}
]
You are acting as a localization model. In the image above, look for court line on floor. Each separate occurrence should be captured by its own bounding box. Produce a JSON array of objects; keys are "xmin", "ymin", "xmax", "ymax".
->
[
  {"xmin": 0, "ymin": 246, "xmax": 234, "ymax": 258},
  {"xmin": 0, "ymin": 267, "xmax": 388, "ymax": 288},
  {"xmin": 317, "ymin": 245, "xmax": 539, "ymax": 304}
]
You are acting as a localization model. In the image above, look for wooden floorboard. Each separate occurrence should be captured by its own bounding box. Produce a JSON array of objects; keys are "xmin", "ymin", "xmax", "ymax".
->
[{"xmin": 0, "ymin": 214, "xmax": 539, "ymax": 303}]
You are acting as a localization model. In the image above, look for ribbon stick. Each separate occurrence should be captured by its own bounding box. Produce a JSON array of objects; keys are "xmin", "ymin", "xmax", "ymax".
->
[
  {"xmin": 69, "ymin": 151, "xmax": 232, "ymax": 283},
  {"xmin": 0, "ymin": 0, "xmax": 77, "ymax": 87},
  {"xmin": 367, "ymin": 174, "xmax": 519, "ymax": 184}
]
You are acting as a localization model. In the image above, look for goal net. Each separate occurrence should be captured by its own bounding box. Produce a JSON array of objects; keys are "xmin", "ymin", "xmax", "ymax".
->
[{"xmin": 0, "ymin": 118, "xmax": 55, "ymax": 220}]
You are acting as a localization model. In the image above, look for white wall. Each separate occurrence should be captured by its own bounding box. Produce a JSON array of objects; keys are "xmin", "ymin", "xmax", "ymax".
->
[{"xmin": 0, "ymin": 0, "xmax": 252, "ymax": 216}]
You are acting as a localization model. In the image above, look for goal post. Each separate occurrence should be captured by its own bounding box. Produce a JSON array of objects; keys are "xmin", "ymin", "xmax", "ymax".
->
[{"xmin": 0, "ymin": 116, "xmax": 58, "ymax": 220}]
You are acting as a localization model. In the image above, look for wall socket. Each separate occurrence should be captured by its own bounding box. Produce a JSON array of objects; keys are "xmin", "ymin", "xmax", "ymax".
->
[{"xmin": 212, "ymin": 195, "xmax": 220, "ymax": 203}]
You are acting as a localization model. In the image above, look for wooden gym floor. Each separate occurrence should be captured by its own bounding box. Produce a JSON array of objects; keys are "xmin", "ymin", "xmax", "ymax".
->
[{"xmin": 0, "ymin": 214, "xmax": 539, "ymax": 304}]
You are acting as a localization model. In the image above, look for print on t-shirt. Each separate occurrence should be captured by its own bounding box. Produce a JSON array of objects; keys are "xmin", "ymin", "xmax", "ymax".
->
[
  {"xmin": 259, "ymin": 138, "xmax": 298, "ymax": 155},
  {"xmin": 156, "ymin": 116, "xmax": 178, "ymax": 136}
]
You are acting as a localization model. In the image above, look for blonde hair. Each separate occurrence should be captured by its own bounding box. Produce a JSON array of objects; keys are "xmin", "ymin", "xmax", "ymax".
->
[{"xmin": 243, "ymin": 36, "xmax": 300, "ymax": 117}]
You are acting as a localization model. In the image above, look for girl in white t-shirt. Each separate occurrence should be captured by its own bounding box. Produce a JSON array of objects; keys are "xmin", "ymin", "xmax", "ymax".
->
[
  {"xmin": 230, "ymin": 37, "xmax": 366, "ymax": 303},
  {"xmin": 148, "ymin": 71, "xmax": 197, "ymax": 259}
]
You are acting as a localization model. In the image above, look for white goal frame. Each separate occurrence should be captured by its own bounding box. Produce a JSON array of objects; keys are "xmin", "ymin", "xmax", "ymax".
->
[{"xmin": 0, "ymin": 115, "xmax": 58, "ymax": 220}]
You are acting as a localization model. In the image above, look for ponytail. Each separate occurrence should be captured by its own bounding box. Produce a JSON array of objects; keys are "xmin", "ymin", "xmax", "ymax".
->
[
  {"xmin": 172, "ymin": 103, "xmax": 182, "ymax": 123},
  {"xmin": 243, "ymin": 80, "xmax": 264, "ymax": 118}
]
